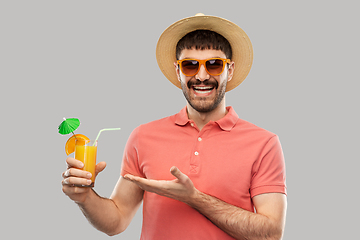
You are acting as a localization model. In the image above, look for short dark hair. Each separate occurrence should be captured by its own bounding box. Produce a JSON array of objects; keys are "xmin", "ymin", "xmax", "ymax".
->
[{"xmin": 176, "ymin": 30, "xmax": 232, "ymax": 60}]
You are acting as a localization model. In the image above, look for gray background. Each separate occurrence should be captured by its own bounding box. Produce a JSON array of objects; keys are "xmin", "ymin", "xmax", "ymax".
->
[{"xmin": 1, "ymin": 0, "xmax": 358, "ymax": 239}]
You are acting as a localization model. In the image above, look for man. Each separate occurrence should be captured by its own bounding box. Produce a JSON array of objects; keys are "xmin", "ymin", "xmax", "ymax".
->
[{"xmin": 62, "ymin": 14, "xmax": 287, "ymax": 240}]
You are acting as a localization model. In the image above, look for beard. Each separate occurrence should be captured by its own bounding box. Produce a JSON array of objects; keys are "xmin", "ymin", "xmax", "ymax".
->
[{"xmin": 180, "ymin": 76, "xmax": 227, "ymax": 113}]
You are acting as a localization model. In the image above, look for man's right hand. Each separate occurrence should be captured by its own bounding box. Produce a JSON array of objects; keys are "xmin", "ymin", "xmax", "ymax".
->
[
  {"xmin": 61, "ymin": 157, "xmax": 144, "ymax": 236},
  {"xmin": 62, "ymin": 157, "xmax": 106, "ymax": 204}
]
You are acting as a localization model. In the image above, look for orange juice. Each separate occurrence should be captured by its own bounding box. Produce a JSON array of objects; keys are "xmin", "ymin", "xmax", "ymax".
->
[{"xmin": 75, "ymin": 140, "xmax": 97, "ymax": 187}]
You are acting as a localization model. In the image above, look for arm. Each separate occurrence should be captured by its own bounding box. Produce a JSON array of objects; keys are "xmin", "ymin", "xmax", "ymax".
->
[
  {"xmin": 124, "ymin": 166, "xmax": 286, "ymax": 240},
  {"xmin": 62, "ymin": 157, "xmax": 144, "ymax": 236},
  {"xmin": 189, "ymin": 190, "xmax": 287, "ymax": 240}
]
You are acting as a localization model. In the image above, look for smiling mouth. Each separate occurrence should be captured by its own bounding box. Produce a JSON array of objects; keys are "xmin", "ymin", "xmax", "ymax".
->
[{"xmin": 192, "ymin": 86, "xmax": 215, "ymax": 94}]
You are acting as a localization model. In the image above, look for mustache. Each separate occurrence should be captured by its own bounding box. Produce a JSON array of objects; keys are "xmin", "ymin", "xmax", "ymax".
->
[{"xmin": 187, "ymin": 78, "xmax": 219, "ymax": 89}]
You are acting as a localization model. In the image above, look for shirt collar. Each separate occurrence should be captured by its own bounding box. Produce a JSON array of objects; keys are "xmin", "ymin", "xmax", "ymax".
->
[
  {"xmin": 216, "ymin": 106, "xmax": 239, "ymax": 131},
  {"xmin": 175, "ymin": 106, "xmax": 239, "ymax": 131},
  {"xmin": 175, "ymin": 107, "xmax": 190, "ymax": 126}
]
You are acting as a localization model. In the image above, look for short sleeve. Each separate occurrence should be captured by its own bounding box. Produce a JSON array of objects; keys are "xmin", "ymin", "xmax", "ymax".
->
[
  {"xmin": 120, "ymin": 127, "xmax": 145, "ymax": 178},
  {"xmin": 250, "ymin": 135, "xmax": 287, "ymax": 198}
]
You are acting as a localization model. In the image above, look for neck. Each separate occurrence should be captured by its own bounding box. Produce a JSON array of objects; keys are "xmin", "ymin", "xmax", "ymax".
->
[{"xmin": 186, "ymin": 99, "xmax": 228, "ymax": 131}]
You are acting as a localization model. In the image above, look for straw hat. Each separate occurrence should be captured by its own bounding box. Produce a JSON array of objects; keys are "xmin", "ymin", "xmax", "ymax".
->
[{"xmin": 156, "ymin": 13, "xmax": 253, "ymax": 92}]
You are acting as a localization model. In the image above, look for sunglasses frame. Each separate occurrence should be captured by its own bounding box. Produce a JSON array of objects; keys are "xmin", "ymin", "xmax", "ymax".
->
[{"xmin": 177, "ymin": 58, "xmax": 231, "ymax": 77}]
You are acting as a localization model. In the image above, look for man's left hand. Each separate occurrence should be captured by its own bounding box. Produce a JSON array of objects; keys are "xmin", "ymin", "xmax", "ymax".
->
[{"xmin": 123, "ymin": 166, "xmax": 197, "ymax": 204}]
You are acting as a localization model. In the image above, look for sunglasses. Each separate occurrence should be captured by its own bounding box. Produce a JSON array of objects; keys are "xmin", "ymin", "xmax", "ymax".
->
[{"xmin": 177, "ymin": 58, "xmax": 231, "ymax": 77}]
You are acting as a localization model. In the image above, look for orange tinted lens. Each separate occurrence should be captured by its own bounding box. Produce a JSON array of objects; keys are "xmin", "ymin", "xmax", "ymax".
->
[
  {"xmin": 205, "ymin": 59, "xmax": 224, "ymax": 75},
  {"xmin": 181, "ymin": 60, "xmax": 199, "ymax": 76}
]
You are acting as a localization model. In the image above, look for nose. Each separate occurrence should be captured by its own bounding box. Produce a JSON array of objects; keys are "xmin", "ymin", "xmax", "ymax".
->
[{"xmin": 195, "ymin": 64, "xmax": 210, "ymax": 81}]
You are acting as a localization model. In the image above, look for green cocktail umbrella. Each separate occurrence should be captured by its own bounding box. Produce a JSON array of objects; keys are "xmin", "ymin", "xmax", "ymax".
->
[{"xmin": 58, "ymin": 118, "xmax": 80, "ymax": 135}]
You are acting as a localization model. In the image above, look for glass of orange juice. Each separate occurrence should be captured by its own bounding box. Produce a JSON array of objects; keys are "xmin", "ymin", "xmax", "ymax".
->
[{"xmin": 74, "ymin": 139, "xmax": 97, "ymax": 187}]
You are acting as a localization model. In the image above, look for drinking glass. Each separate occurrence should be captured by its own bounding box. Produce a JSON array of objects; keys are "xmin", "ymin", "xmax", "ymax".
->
[{"xmin": 74, "ymin": 139, "xmax": 97, "ymax": 187}]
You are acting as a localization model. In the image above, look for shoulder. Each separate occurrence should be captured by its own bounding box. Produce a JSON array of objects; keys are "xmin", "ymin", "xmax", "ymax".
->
[
  {"xmin": 141, "ymin": 114, "xmax": 176, "ymax": 130},
  {"xmin": 126, "ymin": 113, "xmax": 179, "ymax": 150},
  {"xmin": 227, "ymin": 107, "xmax": 277, "ymax": 140},
  {"xmin": 235, "ymin": 118, "xmax": 277, "ymax": 140},
  {"xmin": 130, "ymin": 112, "xmax": 177, "ymax": 139}
]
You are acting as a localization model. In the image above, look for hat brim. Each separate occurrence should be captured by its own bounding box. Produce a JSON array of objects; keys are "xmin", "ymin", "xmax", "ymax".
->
[{"xmin": 156, "ymin": 14, "xmax": 253, "ymax": 92}]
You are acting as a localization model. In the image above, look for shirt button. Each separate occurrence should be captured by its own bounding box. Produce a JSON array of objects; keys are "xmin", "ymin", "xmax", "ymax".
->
[
  {"xmin": 194, "ymin": 151, "xmax": 199, "ymax": 156},
  {"xmin": 198, "ymin": 137, "xmax": 202, "ymax": 142},
  {"xmin": 190, "ymin": 123, "xmax": 194, "ymax": 127}
]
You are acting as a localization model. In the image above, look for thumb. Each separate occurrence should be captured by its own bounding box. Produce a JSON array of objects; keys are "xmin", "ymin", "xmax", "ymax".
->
[
  {"xmin": 170, "ymin": 166, "xmax": 187, "ymax": 182},
  {"xmin": 95, "ymin": 161, "xmax": 107, "ymax": 176}
]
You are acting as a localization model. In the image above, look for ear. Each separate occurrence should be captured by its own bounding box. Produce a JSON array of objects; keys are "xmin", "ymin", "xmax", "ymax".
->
[
  {"xmin": 227, "ymin": 61, "xmax": 235, "ymax": 82},
  {"xmin": 174, "ymin": 62, "xmax": 181, "ymax": 82}
]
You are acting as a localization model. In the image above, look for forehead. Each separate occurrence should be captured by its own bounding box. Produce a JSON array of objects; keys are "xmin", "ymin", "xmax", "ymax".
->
[{"xmin": 178, "ymin": 48, "xmax": 227, "ymax": 60}]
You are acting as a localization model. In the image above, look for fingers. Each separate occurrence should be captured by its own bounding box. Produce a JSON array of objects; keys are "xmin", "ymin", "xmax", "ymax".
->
[
  {"xmin": 123, "ymin": 174, "xmax": 147, "ymax": 188},
  {"xmin": 62, "ymin": 157, "xmax": 92, "ymax": 187},
  {"xmin": 124, "ymin": 168, "xmax": 196, "ymax": 203},
  {"xmin": 62, "ymin": 168, "xmax": 92, "ymax": 179},
  {"xmin": 123, "ymin": 174, "xmax": 136, "ymax": 182},
  {"xmin": 62, "ymin": 168, "xmax": 92, "ymax": 187},
  {"xmin": 62, "ymin": 158, "xmax": 103, "ymax": 203},
  {"xmin": 62, "ymin": 176, "xmax": 92, "ymax": 186},
  {"xmin": 62, "ymin": 159, "xmax": 107, "ymax": 187},
  {"xmin": 66, "ymin": 157, "xmax": 84, "ymax": 169},
  {"xmin": 125, "ymin": 167, "xmax": 186, "ymax": 184}
]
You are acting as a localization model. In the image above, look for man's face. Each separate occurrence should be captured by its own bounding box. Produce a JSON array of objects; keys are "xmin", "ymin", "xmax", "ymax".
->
[{"xmin": 175, "ymin": 48, "xmax": 235, "ymax": 113}]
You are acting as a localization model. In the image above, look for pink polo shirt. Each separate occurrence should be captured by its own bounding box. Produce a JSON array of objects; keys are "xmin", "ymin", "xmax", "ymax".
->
[{"xmin": 121, "ymin": 106, "xmax": 286, "ymax": 240}]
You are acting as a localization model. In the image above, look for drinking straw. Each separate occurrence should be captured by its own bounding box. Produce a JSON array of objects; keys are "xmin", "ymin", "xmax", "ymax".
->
[{"xmin": 94, "ymin": 128, "xmax": 121, "ymax": 145}]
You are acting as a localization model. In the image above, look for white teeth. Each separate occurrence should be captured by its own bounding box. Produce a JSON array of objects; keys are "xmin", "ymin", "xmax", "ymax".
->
[
  {"xmin": 193, "ymin": 86, "xmax": 213, "ymax": 90},
  {"xmin": 194, "ymin": 89, "xmax": 212, "ymax": 94},
  {"xmin": 193, "ymin": 87, "xmax": 213, "ymax": 94},
  {"xmin": 192, "ymin": 86, "xmax": 214, "ymax": 94}
]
